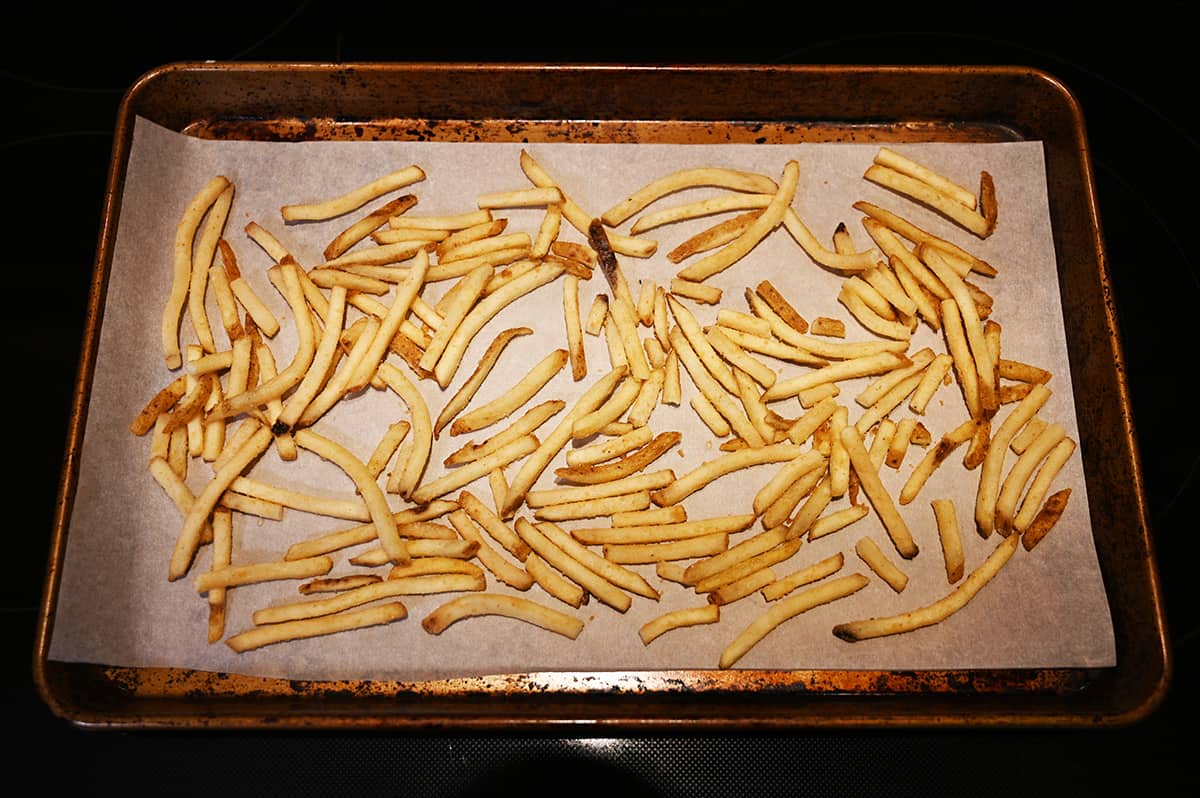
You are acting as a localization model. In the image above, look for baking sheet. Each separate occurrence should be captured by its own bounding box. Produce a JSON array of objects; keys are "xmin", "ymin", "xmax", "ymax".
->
[{"xmin": 46, "ymin": 115, "xmax": 1115, "ymax": 682}]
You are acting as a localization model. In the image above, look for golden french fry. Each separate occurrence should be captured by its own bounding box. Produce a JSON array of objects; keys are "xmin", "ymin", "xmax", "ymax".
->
[
  {"xmin": 281, "ymin": 164, "xmax": 425, "ymax": 221},
  {"xmin": 294, "ymin": 428, "xmax": 410, "ymax": 566},
  {"xmin": 677, "ymin": 160, "xmax": 798, "ymax": 282},
  {"xmin": 227, "ymin": 603, "xmax": 409, "ymax": 654},
  {"xmin": 501, "ymin": 365, "xmax": 629, "ymax": 517},
  {"xmin": 855, "ymin": 536, "xmax": 908, "ymax": 593},
  {"xmin": 603, "ymin": 166, "xmax": 778, "ymax": 228},
  {"xmin": 720, "ymin": 573, "xmax": 869, "ymax": 668},
  {"xmin": 421, "ymin": 593, "xmax": 584, "ymax": 639},
  {"xmin": 761, "ymin": 552, "xmax": 845, "ymax": 601},
  {"xmin": 651, "ymin": 442, "xmax": 805, "ymax": 507},
  {"xmin": 526, "ymin": 469, "xmax": 675, "ymax": 509},
  {"xmin": 639, "ymin": 604, "xmax": 720, "ymax": 645},
  {"xmin": 899, "ymin": 417, "xmax": 980, "ymax": 505},
  {"xmin": 1012, "ymin": 437, "xmax": 1076, "ymax": 534},
  {"xmin": 864, "ymin": 163, "xmax": 991, "ymax": 237},
  {"xmin": 975, "ymin": 384, "xmax": 1053, "ymax": 537},
  {"xmin": 514, "ymin": 517, "xmax": 632, "ymax": 612},
  {"xmin": 841, "ymin": 425, "xmax": 918, "ymax": 559},
  {"xmin": 451, "ymin": 349, "xmax": 568, "ymax": 437},
  {"xmin": 571, "ymin": 513, "xmax": 755, "ymax": 546},
  {"xmin": 833, "ymin": 534, "xmax": 1019, "ymax": 642},
  {"xmin": 552, "ymin": 430, "xmax": 680, "ymax": 485}
]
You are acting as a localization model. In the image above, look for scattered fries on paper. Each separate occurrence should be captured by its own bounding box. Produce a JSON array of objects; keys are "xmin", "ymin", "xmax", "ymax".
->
[{"xmin": 132, "ymin": 143, "xmax": 1082, "ymax": 670}]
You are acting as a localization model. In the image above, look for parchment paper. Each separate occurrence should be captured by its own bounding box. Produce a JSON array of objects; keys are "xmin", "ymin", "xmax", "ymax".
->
[{"xmin": 47, "ymin": 116, "xmax": 1116, "ymax": 681}]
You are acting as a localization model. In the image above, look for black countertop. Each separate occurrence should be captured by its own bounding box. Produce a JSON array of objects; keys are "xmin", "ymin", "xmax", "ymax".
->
[{"xmin": 7, "ymin": 5, "xmax": 1193, "ymax": 794}]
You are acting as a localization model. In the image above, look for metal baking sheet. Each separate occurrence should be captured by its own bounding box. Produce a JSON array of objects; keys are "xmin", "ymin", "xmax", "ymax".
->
[{"xmin": 34, "ymin": 63, "xmax": 1169, "ymax": 729}]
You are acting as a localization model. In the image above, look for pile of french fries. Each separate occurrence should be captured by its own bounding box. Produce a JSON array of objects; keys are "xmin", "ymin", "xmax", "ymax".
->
[{"xmin": 133, "ymin": 145, "xmax": 1077, "ymax": 669}]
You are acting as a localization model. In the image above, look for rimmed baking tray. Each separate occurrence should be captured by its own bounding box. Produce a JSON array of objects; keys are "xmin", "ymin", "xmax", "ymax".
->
[{"xmin": 34, "ymin": 62, "xmax": 1169, "ymax": 729}]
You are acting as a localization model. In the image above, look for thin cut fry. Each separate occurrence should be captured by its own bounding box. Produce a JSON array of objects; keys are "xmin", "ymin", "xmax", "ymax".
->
[
  {"xmin": 932, "ymin": 498, "xmax": 965, "ymax": 583},
  {"xmin": 761, "ymin": 552, "xmax": 845, "ymax": 601},
  {"xmin": 163, "ymin": 175, "xmax": 232, "ymax": 369},
  {"xmin": 639, "ymin": 604, "xmax": 720, "ymax": 645},
  {"xmin": 833, "ymin": 534, "xmax": 1019, "ymax": 642},
  {"xmin": 227, "ymin": 602, "xmax": 408, "ymax": 653},
  {"xmin": 854, "ymin": 536, "xmax": 908, "ymax": 593},
  {"xmin": 281, "ymin": 165, "xmax": 425, "ymax": 222},
  {"xmin": 720, "ymin": 573, "xmax": 869, "ymax": 668},
  {"xmin": 294, "ymin": 428, "xmax": 410, "ymax": 566},
  {"xmin": 421, "ymin": 593, "xmax": 584, "ymax": 639},
  {"xmin": 603, "ymin": 166, "xmax": 778, "ymax": 227},
  {"xmin": 841, "ymin": 425, "xmax": 918, "ymax": 559}
]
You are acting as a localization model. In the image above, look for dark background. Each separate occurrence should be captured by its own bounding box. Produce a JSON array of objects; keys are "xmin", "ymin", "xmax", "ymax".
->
[{"xmin": 6, "ymin": 3, "xmax": 1193, "ymax": 793}]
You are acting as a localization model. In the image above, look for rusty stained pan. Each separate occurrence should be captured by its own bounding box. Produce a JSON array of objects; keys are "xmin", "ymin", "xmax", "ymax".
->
[{"xmin": 34, "ymin": 63, "xmax": 1169, "ymax": 730}]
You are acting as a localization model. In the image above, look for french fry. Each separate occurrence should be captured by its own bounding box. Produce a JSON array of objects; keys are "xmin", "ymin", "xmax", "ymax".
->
[
  {"xmin": 864, "ymin": 163, "xmax": 992, "ymax": 237},
  {"xmin": 514, "ymin": 517, "xmax": 633, "ymax": 612},
  {"xmin": 501, "ymin": 365, "xmax": 629, "ymax": 517},
  {"xmin": 451, "ymin": 349, "xmax": 568, "ymax": 437},
  {"xmin": 163, "ymin": 176, "xmax": 233, "ymax": 369},
  {"xmin": 195, "ymin": 554, "xmax": 333, "ymax": 594},
  {"xmin": 293, "ymin": 428, "xmax": 410, "ymax": 566},
  {"xmin": 670, "ymin": 277, "xmax": 723, "ymax": 305},
  {"xmin": 533, "ymin": 490, "xmax": 651, "ymax": 522},
  {"xmin": 602, "ymin": 532, "xmax": 730, "ymax": 565},
  {"xmin": 669, "ymin": 325, "xmax": 763, "ymax": 446},
  {"xmin": 931, "ymin": 498, "xmax": 965, "ymax": 583},
  {"xmin": 841, "ymin": 425, "xmax": 918, "ymax": 559},
  {"xmin": 227, "ymin": 603, "xmax": 409, "ymax": 654},
  {"xmin": 298, "ymin": 574, "xmax": 384, "ymax": 595},
  {"xmin": 519, "ymin": 149, "xmax": 657, "ymax": 258},
  {"xmin": 677, "ymin": 161, "xmax": 798, "ymax": 282},
  {"xmin": 808, "ymin": 503, "xmax": 870, "ymax": 542},
  {"xmin": 283, "ymin": 503, "xmax": 457, "ymax": 562},
  {"xmin": 410, "ymin": 434, "xmax": 540, "ymax": 506},
  {"xmin": 562, "ymin": 273, "xmax": 587, "ymax": 381},
  {"xmin": 445, "ymin": 400, "xmax": 564, "ymax": 467},
  {"xmin": 720, "ymin": 573, "xmax": 869, "ymax": 668},
  {"xmin": 602, "ymin": 166, "xmax": 778, "ymax": 228},
  {"xmin": 566, "ymin": 425, "xmax": 654, "ymax": 468},
  {"xmin": 433, "ymin": 326, "xmax": 532, "ymax": 438},
  {"xmin": 974, "ymin": 384, "xmax": 1053, "ymax": 537},
  {"xmin": 833, "ymin": 534, "xmax": 1019, "ymax": 642},
  {"xmin": 1021, "ymin": 488, "xmax": 1072, "ymax": 551},
  {"xmin": 323, "ymin": 194, "xmax": 418, "ymax": 260},
  {"xmin": 651, "ymin": 442, "xmax": 805, "ymax": 508},
  {"xmin": 524, "ymin": 552, "xmax": 587, "ymax": 608},
  {"xmin": 994, "ymin": 421, "xmax": 1067, "ymax": 536},
  {"xmin": 571, "ymin": 373, "xmax": 645, "ymax": 440},
  {"xmin": 281, "ymin": 164, "xmax": 425, "ymax": 222},
  {"xmin": 421, "ymin": 593, "xmax": 584, "ymax": 640},
  {"xmin": 781, "ymin": 208, "xmax": 880, "ymax": 273},
  {"xmin": 477, "ymin": 185, "xmax": 563, "ymax": 209},
  {"xmin": 571, "ymin": 512, "xmax": 755, "ymax": 546},
  {"xmin": 446, "ymin": 510, "xmax": 534, "ymax": 591},
  {"xmin": 873, "ymin": 147, "xmax": 978, "ymax": 210},
  {"xmin": 553, "ymin": 431, "xmax": 681, "ymax": 485},
  {"xmin": 538, "ymin": 521, "xmax": 660, "ymax": 600},
  {"xmin": 667, "ymin": 210, "xmax": 761, "ymax": 264},
  {"xmin": 434, "ymin": 261, "xmax": 564, "ymax": 388},
  {"xmin": 855, "ymin": 536, "xmax": 908, "ymax": 593},
  {"xmin": 1012, "ymin": 437, "xmax": 1076, "ymax": 534},
  {"xmin": 167, "ymin": 425, "xmax": 272, "ymax": 581},
  {"xmin": 762, "ymin": 552, "xmax": 845, "ymax": 601},
  {"xmin": 611, "ymin": 504, "xmax": 687, "ymax": 527},
  {"xmin": 378, "ymin": 362, "xmax": 433, "ymax": 501},
  {"xmin": 639, "ymin": 604, "xmax": 720, "ymax": 645}
]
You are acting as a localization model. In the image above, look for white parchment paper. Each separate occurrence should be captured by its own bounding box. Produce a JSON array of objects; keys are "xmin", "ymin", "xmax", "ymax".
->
[{"xmin": 47, "ymin": 116, "xmax": 1116, "ymax": 681}]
